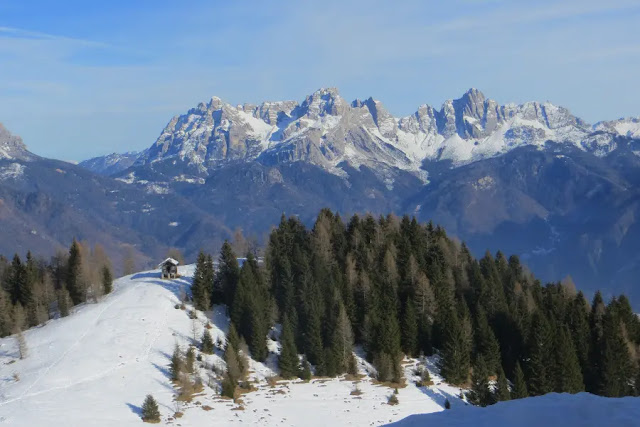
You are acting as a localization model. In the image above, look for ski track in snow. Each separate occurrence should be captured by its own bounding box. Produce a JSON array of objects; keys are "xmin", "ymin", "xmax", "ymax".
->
[{"xmin": 2, "ymin": 283, "xmax": 153, "ymax": 407}]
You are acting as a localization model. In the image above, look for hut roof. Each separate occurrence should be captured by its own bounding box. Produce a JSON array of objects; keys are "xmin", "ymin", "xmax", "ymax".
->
[{"xmin": 158, "ymin": 258, "xmax": 180, "ymax": 268}]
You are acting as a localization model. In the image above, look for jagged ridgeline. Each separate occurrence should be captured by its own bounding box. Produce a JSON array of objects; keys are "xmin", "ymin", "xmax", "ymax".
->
[{"xmin": 191, "ymin": 209, "xmax": 640, "ymax": 402}]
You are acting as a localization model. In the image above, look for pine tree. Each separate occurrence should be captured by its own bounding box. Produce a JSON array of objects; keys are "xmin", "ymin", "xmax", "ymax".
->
[
  {"xmin": 401, "ymin": 299, "xmax": 418, "ymax": 357},
  {"xmin": 304, "ymin": 302, "xmax": 324, "ymax": 367},
  {"xmin": 331, "ymin": 302, "xmax": 354, "ymax": 373},
  {"xmin": 249, "ymin": 300, "xmax": 269, "ymax": 362},
  {"xmin": 102, "ymin": 265, "xmax": 113, "ymax": 295},
  {"xmin": 224, "ymin": 343, "xmax": 242, "ymax": 384},
  {"xmin": 201, "ymin": 330, "xmax": 214, "ymax": 354},
  {"xmin": 214, "ymin": 241, "xmax": 240, "ymax": 307},
  {"xmin": 66, "ymin": 240, "xmax": 85, "ymax": 305},
  {"xmin": 495, "ymin": 365, "xmax": 510, "ymax": 402},
  {"xmin": 170, "ymin": 344, "xmax": 183, "ymax": 381},
  {"xmin": 474, "ymin": 307, "xmax": 501, "ymax": 375},
  {"xmin": 526, "ymin": 312, "xmax": 554, "ymax": 396},
  {"xmin": 553, "ymin": 326, "xmax": 584, "ymax": 393},
  {"xmin": 185, "ymin": 346, "xmax": 195, "ymax": 373},
  {"xmin": 600, "ymin": 309, "xmax": 634, "ymax": 397},
  {"xmin": 278, "ymin": 315, "xmax": 299, "ymax": 379},
  {"xmin": 191, "ymin": 252, "xmax": 210, "ymax": 311},
  {"xmin": 141, "ymin": 394, "xmax": 161, "ymax": 423},
  {"xmin": 512, "ymin": 361, "xmax": 528, "ymax": 399},
  {"xmin": 226, "ymin": 323, "xmax": 240, "ymax": 354},
  {"xmin": 467, "ymin": 355, "xmax": 494, "ymax": 407},
  {"xmin": 439, "ymin": 308, "xmax": 470, "ymax": 385}
]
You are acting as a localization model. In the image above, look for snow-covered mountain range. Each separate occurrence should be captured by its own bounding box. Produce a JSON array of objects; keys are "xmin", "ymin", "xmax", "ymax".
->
[{"xmin": 83, "ymin": 88, "xmax": 639, "ymax": 181}]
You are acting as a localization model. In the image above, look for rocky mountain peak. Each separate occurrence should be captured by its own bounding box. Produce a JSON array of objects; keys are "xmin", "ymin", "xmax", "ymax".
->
[
  {"xmin": 108, "ymin": 88, "xmax": 640, "ymax": 185},
  {"xmin": 0, "ymin": 123, "xmax": 34, "ymax": 161},
  {"xmin": 297, "ymin": 87, "xmax": 346, "ymax": 117}
]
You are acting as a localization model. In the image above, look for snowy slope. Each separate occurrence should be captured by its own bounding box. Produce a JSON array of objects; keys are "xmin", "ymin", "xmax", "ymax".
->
[
  {"xmin": 0, "ymin": 266, "xmax": 464, "ymax": 426},
  {"xmin": 389, "ymin": 392, "xmax": 640, "ymax": 427}
]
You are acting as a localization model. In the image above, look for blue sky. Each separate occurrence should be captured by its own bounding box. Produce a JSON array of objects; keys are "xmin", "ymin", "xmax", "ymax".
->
[{"xmin": 1, "ymin": 0, "xmax": 639, "ymax": 161}]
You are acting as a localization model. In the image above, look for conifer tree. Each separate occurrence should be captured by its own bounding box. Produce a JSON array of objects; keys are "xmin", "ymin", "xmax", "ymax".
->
[
  {"xmin": 474, "ymin": 306, "xmax": 501, "ymax": 375},
  {"xmin": 66, "ymin": 240, "xmax": 85, "ymax": 305},
  {"xmin": 512, "ymin": 361, "xmax": 528, "ymax": 399},
  {"xmin": 331, "ymin": 302, "xmax": 354, "ymax": 373},
  {"xmin": 439, "ymin": 308, "xmax": 470, "ymax": 385},
  {"xmin": 224, "ymin": 343, "xmax": 242, "ymax": 385},
  {"xmin": 495, "ymin": 365, "xmax": 511, "ymax": 402},
  {"xmin": 401, "ymin": 299, "xmax": 418, "ymax": 357},
  {"xmin": 600, "ymin": 309, "xmax": 634, "ymax": 397},
  {"xmin": 141, "ymin": 394, "xmax": 161, "ymax": 423},
  {"xmin": 170, "ymin": 344, "xmax": 183, "ymax": 381},
  {"xmin": 214, "ymin": 241, "xmax": 240, "ymax": 307},
  {"xmin": 553, "ymin": 326, "xmax": 584, "ymax": 393},
  {"xmin": 304, "ymin": 302, "xmax": 324, "ymax": 367},
  {"xmin": 101, "ymin": 265, "xmax": 113, "ymax": 295},
  {"xmin": 226, "ymin": 323, "xmax": 240, "ymax": 354},
  {"xmin": 201, "ymin": 330, "xmax": 214, "ymax": 354},
  {"xmin": 467, "ymin": 355, "xmax": 494, "ymax": 407},
  {"xmin": 192, "ymin": 252, "xmax": 210, "ymax": 311},
  {"xmin": 279, "ymin": 315, "xmax": 299, "ymax": 379},
  {"xmin": 249, "ymin": 299, "xmax": 269, "ymax": 362},
  {"xmin": 185, "ymin": 346, "xmax": 195, "ymax": 373},
  {"xmin": 526, "ymin": 312, "xmax": 554, "ymax": 396}
]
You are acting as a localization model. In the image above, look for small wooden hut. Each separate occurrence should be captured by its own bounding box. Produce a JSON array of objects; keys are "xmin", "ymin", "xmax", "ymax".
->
[{"xmin": 159, "ymin": 258, "xmax": 179, "ymax": 279}]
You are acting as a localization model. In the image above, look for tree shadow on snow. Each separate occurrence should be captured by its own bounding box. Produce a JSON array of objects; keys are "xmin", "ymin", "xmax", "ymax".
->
[
  {"xmin": 131, "ymin": 272, "xmax": 161, "ymax": 280},
  {"xmin": 152, "ymin": 361, "xmax": 171, "ymax": 380},
  {"xmin": 419, "ymin": 386, "xmax": 462, "ymax": 409},
  {"xmin": 126, "ymin": 403, "xmax": 142, "ymax": 417},
  {"xmin": 146, "ymin": 279, "xmax": 192, "ymax": 301}
]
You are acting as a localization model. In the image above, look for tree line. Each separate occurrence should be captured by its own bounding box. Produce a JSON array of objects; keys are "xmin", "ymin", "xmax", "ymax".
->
[
  {"xmin": 190, "ymin": 210, "xmax": 640, "ymax": 403},
  {"xmin": 0, "ymin": 239, "xmax": 113, "ymax": 339}
]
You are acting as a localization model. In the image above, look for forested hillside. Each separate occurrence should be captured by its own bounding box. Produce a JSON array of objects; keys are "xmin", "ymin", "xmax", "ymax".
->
[{"xmin": 191, "ymin": 209, "xmax": 640, "ymax": 403}]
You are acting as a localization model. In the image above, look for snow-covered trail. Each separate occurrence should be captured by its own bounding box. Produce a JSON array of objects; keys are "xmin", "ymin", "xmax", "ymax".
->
[
  {"xmin": 0, "ymin": 265, "xmax": 462, "ymax": 426},
  {"xmin": 0, "ymin": 267, "xmax": 195, "ymax": 425}
]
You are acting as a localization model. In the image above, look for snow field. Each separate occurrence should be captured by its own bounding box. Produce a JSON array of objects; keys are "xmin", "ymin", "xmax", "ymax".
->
[{"xmin": 0, "ymin": 265, "xmax": 463, "ymax": 426}]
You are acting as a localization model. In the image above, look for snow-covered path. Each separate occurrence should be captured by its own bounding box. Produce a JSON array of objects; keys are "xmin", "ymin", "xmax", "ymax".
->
[{"xmin": 0, "ymin": 266, "xmax": 462, "ymax": 426}]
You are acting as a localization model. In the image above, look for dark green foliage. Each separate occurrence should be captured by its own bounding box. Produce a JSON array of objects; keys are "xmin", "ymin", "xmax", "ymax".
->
[
  {"xmin": 172, "ymin": 210, "xmax": 639, "ymax": 401},
  {"xmin": 599, "ymin": 306, "xmax": 634, "ymax": 397},
  {"xmin": 444, "ymin": 398, "xmax": 451, "ymax": 409},
  {"xmin": 141, "ymin": 394, "xmax": 161, "ymax": 423},
  {"xmin": 170, "ymin": 344, "xmax": 183, "ymax": 381},
  {"xmin": 102, "ymin": 265, "xmax": 113, "ymax": 295},
  {"xmin": 192, "ymin": 251, "xmax": 211, "ymax": 311},
  {"xmin": 512, "ymin": 361, "xmax": 528, "ymax": 399},
  {"xmin": 526, "ymin": 312, "xmax": 554, "ymax": 396},
  {"xmin": 201, "ymin": 330, "xmax": 214, "ymax": 354},
  {"xmin": 495, "ymin": 365, "xmax": 511, "ymax": 402},
  {"xmin": 439, "ymin": 308, "xmax": 471, "ymax": 385},
  {"xmin": 185, "ymin": 346, "xmax": 195, "ymax": 373},
  {"xmin": 553, "ymin": 326, "xmax": 584, "ymax": 393},
  {"xmin": 226, "ymin": 323, "xmax": 240, "ymax": 354},
  {"xmin": 467, "ymin": 355, "xmax": 494, "ymax": 407},
  {"xmin": 474, "ymin": 307, "xmax": 501, "ymax": 375},
  {"xmin": 66, "ymin": 239, "xmax": 84, "ymax": 305},
  {"xmin": 214, "ymin": 241, "xmax": 240, "ymax": 307},
  {"xmin": 278, "ymin": 315, "xmax": 299, "ymax": 379},
  {"xmin": 401, "ymin": 299, "xmax": 419, "ymax": 357}
]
